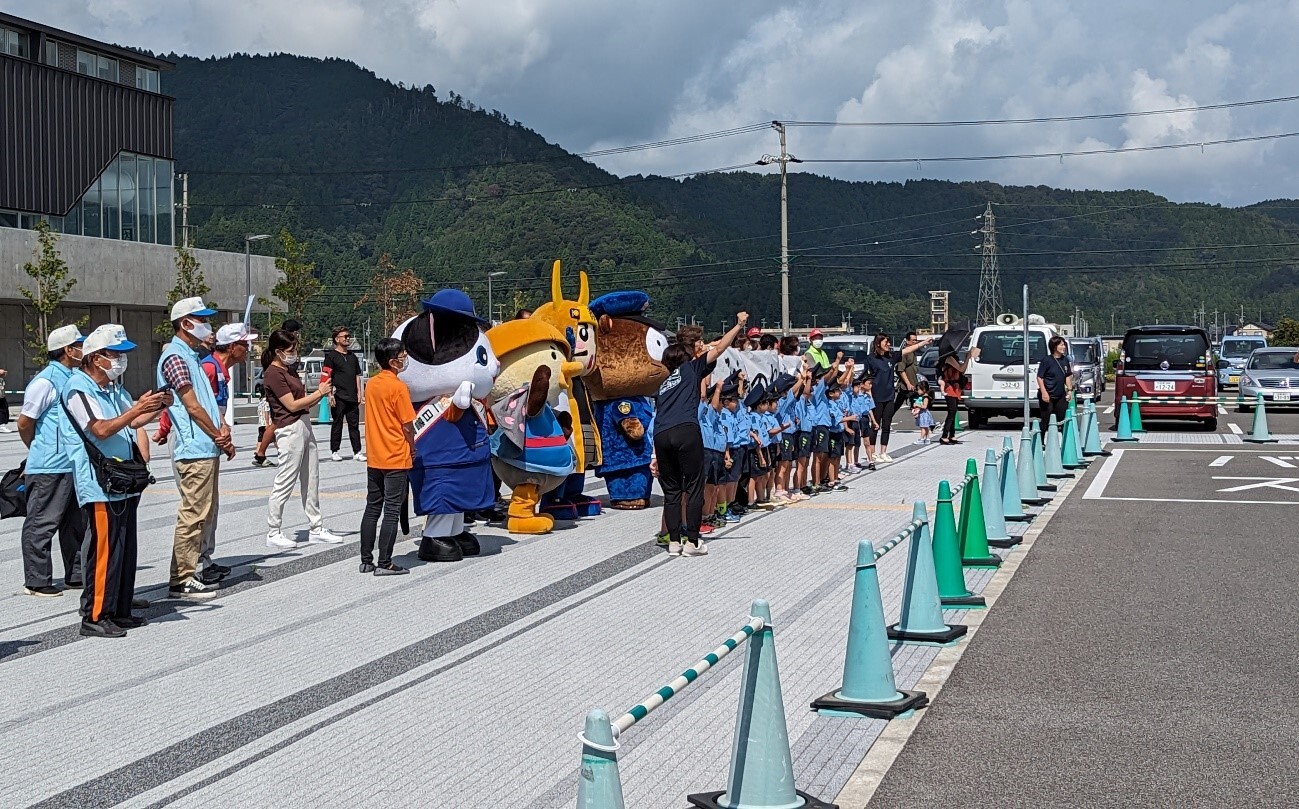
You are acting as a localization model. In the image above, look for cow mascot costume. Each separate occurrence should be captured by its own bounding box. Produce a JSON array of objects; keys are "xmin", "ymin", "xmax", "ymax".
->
[
  {"xmin": 585, "ymin": 291, "xmax": 670, "ymax": 509},
  {"xmin": 395, "ymin": 289, "xmax": 500, "ymax": 562},
  {"xmin": 486, "ymin": 319, "xmax": 576, "ymax": 534}
]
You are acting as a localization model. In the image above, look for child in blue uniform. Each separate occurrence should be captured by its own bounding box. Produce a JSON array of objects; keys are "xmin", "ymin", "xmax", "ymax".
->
[{"xmin": 699, "ymin": 381, "xmax": 729, "ymax": 529}]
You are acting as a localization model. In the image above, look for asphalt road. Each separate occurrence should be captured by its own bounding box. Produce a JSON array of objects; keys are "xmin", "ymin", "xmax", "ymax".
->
[{"xmin": 870, "ymin": 445, "xmax": 1299, "ymax": 808}]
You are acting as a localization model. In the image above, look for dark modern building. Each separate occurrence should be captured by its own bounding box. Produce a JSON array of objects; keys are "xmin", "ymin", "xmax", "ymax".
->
[{"xmin": 1, "ymin": 12, "xmax": 276, "ymax": 396}]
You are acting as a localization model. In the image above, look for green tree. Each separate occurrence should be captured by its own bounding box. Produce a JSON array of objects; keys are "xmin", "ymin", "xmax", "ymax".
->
[
  {"xmin": 157, "ymin": 244, "xmax": 211, "ymax": 339},
  {"xmin": 1271, "ymin": 317, "xmax": 1299, "ymax": 346},
  {"xmin": 18, "ymin": 221, "xmax": 79, "ymax": 368},
  {"xmin": 271, "ymin": 228, "xmax": 321, "ymax": 326}
]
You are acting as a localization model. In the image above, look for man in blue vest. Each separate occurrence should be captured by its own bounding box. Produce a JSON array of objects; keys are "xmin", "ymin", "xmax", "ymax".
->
[
  {"xmin": 16, "ymin": 325, "xmax": 87, "ymax": 597},
  {"xmin": 158, "ymin": 297, "xmax": 236, "ymax": 601}
]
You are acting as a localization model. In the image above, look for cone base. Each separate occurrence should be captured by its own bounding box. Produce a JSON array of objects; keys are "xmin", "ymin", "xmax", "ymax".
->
[
  {"xmin": 1046, "ymin": 472, "xmax": 1073, "ymax": 479},
  {"xmin": 688, "ymin": 788, "xmax": 838, "ymax": 809},
  {"xmin": 1038, "ymin": 483, "xmax": 1058, "ymax": 491},
  {"xmin": 987, "ymin": 535, "xmax": 1022, "ymax": 548},
  {"xmin": 1112, "ymin": 437, "xmax": 1140, "ymax": 442},
  {"xmin": 1244, "ymin": 438, "xmax": 1278, "ymax": 444},
  {"xmin": 962, "ymin": 554, "xmax": 1002, "ymax": 568},
  {"xmin": 887, "ymin": 622, "xmax": 968, "ymax": 645},
  {"xmin": 940, "ymin": 593, "xmax": 987, "ymax": 608},
  {"xmin": 1020, "ymin": 497, "xmax": 1047, "ymax": 506},
  {"xmin": 1005, "ymin": 512, "xmax": 1033, "ymax": 522},
  {"xmin": 812, "ymin": 688, "xmax": 929, "ymax": 719}
]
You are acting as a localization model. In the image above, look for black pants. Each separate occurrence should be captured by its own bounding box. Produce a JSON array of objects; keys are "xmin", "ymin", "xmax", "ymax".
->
[
  {"xmin": 942, "ymin": 396, "xmax": 960, "ymax": 440},
  {"xmin": 330, "ymin": 399, "xmax": 362, "ymax": 453},
  {"xmin": 21, "ymin": 473, "xmax": 85, "ymax": 588},
  {"xmin": 1040, "ymin": 395, "xmax": 1068, "ymax": 441},
  {"xmin": 361, "ymin": 468, "xmax": 408, "ymax": 566},
  {"xmin": 872, "ymin": 399, "xmax": 897, "ymax": 448},
  {"xmin": 81, "ymin": 499, "xmax": 139, "ymax": 622},
  {"xmin": 0, "ymin": 396, "xmax": 9, "ymax": 425},
  {"xmin": 654, "ymin": 423, "xmax": 705, "ymax": 543}
]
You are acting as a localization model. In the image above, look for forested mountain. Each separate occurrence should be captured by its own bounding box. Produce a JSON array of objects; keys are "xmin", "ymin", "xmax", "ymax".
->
[{"xmin": 165, "ymin": 53, "xmax": 1299, "ymax": 345}]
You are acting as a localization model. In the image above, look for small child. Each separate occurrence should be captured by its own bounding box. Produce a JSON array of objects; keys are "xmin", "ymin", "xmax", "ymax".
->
[
  {"xmin": 912, "ymin": 379, "xmax": 935, "ymax": 444},
  {"xmin": 252, "ymin": 397, "xmax": 279, "ymax": 467},
  {"xmin": 859, "ymin": 375, "xmax": 880, "ymax": 471},
  {"xmin": 699, "ymin": 380, "xmax": 729, "ymax": 530},
  {"xmin": 718, "ymin": 376, "xmax": 746, "ymax": 522}
]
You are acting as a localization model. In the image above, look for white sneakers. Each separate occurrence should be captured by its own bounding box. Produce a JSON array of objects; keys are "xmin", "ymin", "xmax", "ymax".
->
[
  {"xmin": 877, "ymin": 452, "xmax": 895, "ymax": 463},
  {"xmin": 308, "ymin": 527, "xmax": 345, "ymax": 544},
  {"xmin": 331, "ymin": 452, "xmax": 343, "ymax": 462},
  {"xmin": 0, "ymin": 425, "xmax": 12, "ymax": 433},
  {"xmin": 353, "ymin": 452, "xmax": 367, "ymax": 462},
  {"xmin": 266, "ymin": 530, "xmax": 305, "ymax": 550}
]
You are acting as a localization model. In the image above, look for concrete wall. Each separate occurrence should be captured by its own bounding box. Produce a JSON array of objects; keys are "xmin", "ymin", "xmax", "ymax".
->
[{"xmin": 0, "ymin": 228, "xmax": 280, "ymax": 397}]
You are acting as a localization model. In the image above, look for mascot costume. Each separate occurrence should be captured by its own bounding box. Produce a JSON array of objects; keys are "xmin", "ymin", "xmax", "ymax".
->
[
  {"xmin": 531, "ymin": 260, "xmax": 603, "ymax": 519},
  {"xmin": 585, "ymin": 291, "xmax": 670, "ymax": 509},
  {"xmin": 486, "ymin": 319, "xmax": 577, "ymax": 534},
  {"xmin": 395, "ymin": 289, "xmax": 500, "ymax": 563}
]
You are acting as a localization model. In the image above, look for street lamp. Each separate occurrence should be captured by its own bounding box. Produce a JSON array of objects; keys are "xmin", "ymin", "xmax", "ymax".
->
[
  {"xmin": 487, "ymin": 271, "xmax": 507, "ymax": 324},
  {"xmin": 245, "ymin": 234, "xmax": 271, "ymax": 398}
]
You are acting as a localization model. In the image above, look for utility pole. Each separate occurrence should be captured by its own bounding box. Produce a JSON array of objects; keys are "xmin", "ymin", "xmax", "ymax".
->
[
  {"xmin": 975, "ymin": 202, "xmax": 1002, "ymax": 325},
  {"xmin": 757, "ymin": 122, "xmax": 801, "ymax": 334}
]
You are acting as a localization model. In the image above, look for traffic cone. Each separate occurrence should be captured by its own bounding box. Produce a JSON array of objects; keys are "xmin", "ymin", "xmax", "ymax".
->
[
  {"xmin": 887, "ymin": 502, "xmax": 969, "ymax": 645},
  {"xmin": 959, "ymin": 459, "xmax": 1001, "ymax": 569},
  {"xmin": 1083, "ymin": 399, "xmax": 1108, "ymax": 456},
  {"xmin": 1114, "ymin": 395, "xmax": 1139, "ymax": 442},
  {"xmin": 953, "ymin": 406, "xmax": 963, "ymax": 433},
  {"xmin": 317, "ymin": 397, "xmax": 331, "ymax": 424},
  {"xmin": 1076, "ymin": 402, "xmax": 1094, "ymax": 455},
  {"xmin": 1061, "ymin": 407, "xmax": 1084, "ymax": 469},
  {"xmin": 1017, "ymin": 428, "xmax": 1046, "ymax": 506},
  {"xmin": 1129, "ymin": 394, "xmax": 1145, "ymax": 433},
  {"xmin": 932, "ymin": 480, "xmax": 985, "ymax": 608},
  {"xmin": 1000, "ymin": 436, "xmax": 1031, "ymax": 522},
  {"xmin": 1044, "ymin": 414, "xmax": 1071, "ymax": 478},
  {"xmin": 981, "ymin": 449, "xmax": 1015, "ymax": 548},
  {"xmin": 688, "ymin": 600, "xmax": 835, "ymax": 809},
  {"xmin": 577, "ymin": 709, "xmax": 626, "ymax": 809},
  {"xmin": 1245, "ymin": 392, "xmax": 1278, "ymax": 444},
  {"xmin": 812, "ymin": 540, "xmax": 930, "ymax": 718},
  {"xmin": 1029, "ymin": 418, "xmax": 1056, "ymax": 493}
]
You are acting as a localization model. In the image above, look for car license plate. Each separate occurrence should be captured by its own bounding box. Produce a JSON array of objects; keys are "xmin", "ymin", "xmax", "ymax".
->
[
  {"xmin": 997, "ymin": 381, "xmax": 1021, "ymax": 389},
  {"xmin": 1153, "ymin": 381, "xmax": 1176, "ymax": 392},
  {"xmin": 1229, "ymin": 375, "xmax": 1240, "ymax": 383},
  {"xmin": 1276, "ymin": 392, "xmax": 1292, "ymax": 402}
]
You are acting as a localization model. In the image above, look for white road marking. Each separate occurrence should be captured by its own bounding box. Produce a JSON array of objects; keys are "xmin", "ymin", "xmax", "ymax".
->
[
  {"xmin": 1083, "ymin": 448, "xmax": 1124, "ymax": 499},
  {"xmin": 1261, "ymin": 456, "xmax": 1297, "ymax": 469},
  {"xmin": 1089, "ymin": 496, "xmax": 1299, "ymax": 506},
  {"xmin": 1218, "ymin": 405, "xmax": 1228, "ymax": 415},
  {"xmin": 1228, "ymin": 422, "xmax": 1244, "ymax": 435},
  {"xmin": 1103, "ymin": 406, "xmax": 1115, "ymax": 414},
  {"xmin": 1213, "ymin": 476, "xmax": 1299, "ymax": 493},
  {"xmin": 1208, "ymin": 456, "xmax": 1233, "ymax": 467}
]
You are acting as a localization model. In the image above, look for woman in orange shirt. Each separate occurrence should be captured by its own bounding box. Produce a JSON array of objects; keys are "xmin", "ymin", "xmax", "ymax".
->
[
  {"xmin": 359, "ymin": 338, "xmax": 417, "ymax": 575},
  {"xmin": 938, "ymin": 347, "xmax": 979, "ymax": 445}
]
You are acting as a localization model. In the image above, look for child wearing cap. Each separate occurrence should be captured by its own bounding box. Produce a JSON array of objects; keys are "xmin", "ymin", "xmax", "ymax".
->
[
  {"xmin": 773, "ymin": 371, "xmax": 805, "ymax": 502},
  {"xmin": 743, "ymin": 383, "xmax": 772, "ymax": 509},
  {"xmin": 717, "ymin": 374, "xmax": 747, "ymax": 522}
]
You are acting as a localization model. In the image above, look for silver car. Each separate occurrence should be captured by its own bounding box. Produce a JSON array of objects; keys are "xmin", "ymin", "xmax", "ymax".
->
[
  {"xmin": 1068, "ymin": 337, "xmax": 1105, "ymax": 400},
  {"xmin": 1237, "ymin": 347, "xmax": 1299, "ymax": 411}
]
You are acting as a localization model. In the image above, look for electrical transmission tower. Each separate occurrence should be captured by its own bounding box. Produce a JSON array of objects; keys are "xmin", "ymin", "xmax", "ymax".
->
[{"xmin": 975, "ymin": 202, "xmax": 1002, "ymax": 324}]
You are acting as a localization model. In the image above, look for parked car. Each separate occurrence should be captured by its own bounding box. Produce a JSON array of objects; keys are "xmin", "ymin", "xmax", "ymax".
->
[
  {"xmin": 1113, "ymin": 325, "xmax": 1217, "ymax": 430},
  {"xmin": 964, "ymin": 324, "xmax": 1058, "ymax": 428},
  {"xmin": 1237, "ymin": 347, "xmax": 1299, "ymax": 411},
  {"xmin": 816, "ymin": 336, "xmax": 875, "ymax": 366},
  {"xmin": 1216, "ymin": 335, "xmax": 1268, "ymax": 388},
  {"xmin": 1068, "ymin": 337, "xmax": 1106, "ymax": 400}
]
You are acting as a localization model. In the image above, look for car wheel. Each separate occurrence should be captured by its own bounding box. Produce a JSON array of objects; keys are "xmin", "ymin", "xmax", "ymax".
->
[
  {"xmin": 1205, "ymin": 418, "xmax": 1218, "ymax": 432},
  {"xmin": 1236, "ymin": 402, "xmax": 1248, "ymax": 414},
  {"xmin": 966, "ymin": 410, "xmax": 985, "ymax": 430}
]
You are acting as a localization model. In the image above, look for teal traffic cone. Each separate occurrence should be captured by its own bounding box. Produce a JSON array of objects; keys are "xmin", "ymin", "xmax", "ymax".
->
[
  {"xmin": 317, "ymin": 396, "xmax": 331, "ymax": 424},
  {"xmin": 982, "ymin": 449, "xmax": 1016, "ymax": 548},
  {"xmin": 577, "ymin": 709, "xmax": 626, "ymax": 809},
  {"xmin": 932, "ymin": 480, "xmax": 985, "ymax": 608},
  {"xmin": 1030, "ymin": 418, "xmax": 1057, "ymax": 492},
  {"xmin": 1000, "ymin": 436, "xmax": 1030, "ymax": 522},
  {"xmin": 1245, "ymin": 392, "xmax": 1278, "ymax": 444},
  {"xmin": 959, "ymin": 459, "xmax": 1001, "ymax": 569},
  {"xmin": 1018, "ymin": 428, "xmax": 1047, "ymax": 505},
  {"xmin": 1061, "ymin": 407, "xmax": 1084, "ymax": 469},
  {"xmin": 1083, "ymin": 399, "xmax": 1108, "ymax": 456},
  {"xmin": 1113, "ymin": 396, "xmax": 1139, "ymax": 442},
  {"xmin": 688, "ymin": 600, "xmax": 834, "ymax": 809},
  {"xmin": 1129, "ymin": 394, "xmax": 1145, "ymax": 433},
  {"xmin": 1077, "ymin": 402, "xmax": 1095, "ymax": 456},
  {"xmin": 1044, "ymin": 415, "xmax": 1071, "ymax": 478},
  {"xmin": 888, "ymin": 502, "xmax": 968, "ymax": 645},
  {"xmin": 812, "ymin": 540, "xmax": 929, "ymax": 718}
]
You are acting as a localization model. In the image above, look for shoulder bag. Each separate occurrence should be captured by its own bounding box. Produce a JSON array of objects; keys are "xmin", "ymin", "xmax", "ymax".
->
[{"xmin": 61, "ymin": 393, "xmax": 154, "ymax": 496}]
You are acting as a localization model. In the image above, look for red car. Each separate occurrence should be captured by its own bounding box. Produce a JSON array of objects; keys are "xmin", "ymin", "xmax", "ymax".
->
[{"xmin": 1114, "ymin": 325, "xmax": 1218, "ymax": 431}]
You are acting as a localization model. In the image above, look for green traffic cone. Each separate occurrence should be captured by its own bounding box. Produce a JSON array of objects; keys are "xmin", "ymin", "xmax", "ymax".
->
[
  {"xmin": 1245, "ymin": 392, "xmax": 1278, "ymax": 444},
  {"xmin": 953, "ymin": 406, "xmax": 963, "ymax": 433},
  {"xmin": 1129, "ymin": 394, "xmax": 1145, "ymax": 433},
  {"xmin": 932, "ymin": 480, "xmax": 985, "ymax": 607},
  {"xmin": 1113, "ymin": 395, "xmax": 1139, "ymax": 442},
  {"xmin": 887, "ymin": 501, "xmax": 968, "ymax": 645},
  {"xmin": 577, "ymin": 709, "xmax": 626, "ymax": 809},
  {"xmin": 959, "ymin": 459, "xmax": 1001, "ymax": 568}
]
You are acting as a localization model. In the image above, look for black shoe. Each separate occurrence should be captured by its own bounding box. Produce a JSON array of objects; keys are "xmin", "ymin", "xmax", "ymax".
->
[
  {"xmin": 359, "ymin": 562, "xmax": 376, "ymax": 573},
  {"xmin": 417, "ymin": 536, "xmax": 463, "ymax": 563},
  {"xmin": 23, "ymin": 585, "xmax": 63, "ymax": 598},
  {"xmin": 834, "ymin": 483, "xmax": 849, "ymax": 492},
  {"xmin": 374, "ymin": 563, "xmax": 409, "ymax": 576},
  {"xmin": 800, "ymin": 486, "xmax": 814, "ymax": 496},
  {"xmin": 64, "ymin": 579, "xmax": 85, "ymax": 589},
  {"xmin": 867, "ymin": 463, "xmax": 877, "ymax": 471},
  {"xmin": 114, "ymin": 614, "xmax": 149, "ymax": 629},
  {"xmin": 208, "ymin": 563, "xmax": 232, "ymax": 577},
  {"xmin": 453, "ymin": 531, "xmax": 481, "ymax": 556},
  {"xmin": 80, "ymin": 618, "xmax": 127, "ymax": 638},
  {"xmin": 132, "ymin": 597, "xmax": 151, "ymax": 610},
  {"xmin": 198, "ymin": 567, "xmax": 227, "ymax": 585}
]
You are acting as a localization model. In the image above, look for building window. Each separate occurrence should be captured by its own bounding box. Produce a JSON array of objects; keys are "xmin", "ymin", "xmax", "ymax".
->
[
  {"xmin": 76, "ymin": 48, "xmax": 118, "ymax": 82},
  {"xmin": 97, "ymin": 55, "xmax": 118, "ymax": 82},
  {"xmin": 2, "ymin": 26, "xmax": 29, "ymax": 58},
  {"xmin": 44, "ymin": 38, "xmax": 57, "ymax": 65},
  {"xmin": 135, "ymin": 65, "xmax": 159, "ymax": 92}
]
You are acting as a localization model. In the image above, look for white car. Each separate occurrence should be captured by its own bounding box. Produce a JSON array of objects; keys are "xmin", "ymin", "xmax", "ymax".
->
[{"xmin": 964, "ymin": 324, "xmax": 1059, "ymax": 428}]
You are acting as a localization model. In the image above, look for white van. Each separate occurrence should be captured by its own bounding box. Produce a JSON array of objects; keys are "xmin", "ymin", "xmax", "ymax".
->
[{"xmin": 964, "ymin": 322, "xmax": 1060, "ymax": 428}]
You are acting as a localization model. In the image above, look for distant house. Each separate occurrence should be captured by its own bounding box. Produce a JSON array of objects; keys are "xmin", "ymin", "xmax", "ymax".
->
[{"xmin": 1232, "ymin": 323, "xmax": 1275, "ymax": 339}]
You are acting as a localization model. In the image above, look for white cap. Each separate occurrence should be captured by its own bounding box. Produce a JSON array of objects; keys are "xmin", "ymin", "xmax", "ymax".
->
[
  {"xmin": 46, "ymin": 325, "xmax": 85, "ymax": 352},
  {"xmin": 170, "ymin": 296, "xmax": 218, "ymax": 322},
  {"xmin": 215, "ymin": 322, "xmax": 259, "ymax": 346},
  {"xmin": 82, "ymin": 324, "xmax": 137, "ymax": 355}
]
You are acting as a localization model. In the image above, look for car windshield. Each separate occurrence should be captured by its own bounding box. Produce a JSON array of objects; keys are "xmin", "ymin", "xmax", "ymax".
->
[
  {"xmin": 918, "ymin": 346, "xmax": 939, "ymax": 368},
  {"xmin": 1069, "ymin": 342, "xmax": 1097, "ymax": 363},
  {"xmin": 975, "ymin": 331, "xmax": 1047, "ymax": 365},
  {"xmin": 821, "ymin": 341, "xmax": 873, "ymax": 364},
  {"xmin": 1247, "ymin": 352, "xmax": 1299, "ymax": 370},
  {"xmin": 1221, "ymin": 339, "xmax": 1264, "ymax": 358},
  {"xmin": 1122, "ymin": 332, "xmax": 1210, "ymax": 370}
]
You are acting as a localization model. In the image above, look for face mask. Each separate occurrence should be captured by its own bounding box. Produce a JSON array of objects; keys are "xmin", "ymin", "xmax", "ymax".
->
[
  {"xmin": 392, "ymin": 358, "xmax": 407, "ymax": 373},
  {"xmin": 811, "ymin": 339, "xmax": 824, "ymax": 349},
  {"xmin": 186, "ymin": 320, "xmax": 213, "ymax": 341},
  {"xmin": 281, "ymin": 352, "xmax": 300, "ymax": 365},
  {"xmin": 101, "ymin": 355, "xmax": 127, "ymax": 380}
]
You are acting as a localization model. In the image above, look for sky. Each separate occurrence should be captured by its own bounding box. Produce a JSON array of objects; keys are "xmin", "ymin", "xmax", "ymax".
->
[{"xmin": 17, "ymin": 0, "xmax": 1299, "ymax": 206}]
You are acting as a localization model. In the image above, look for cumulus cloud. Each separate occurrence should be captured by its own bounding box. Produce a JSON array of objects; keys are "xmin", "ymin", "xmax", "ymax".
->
[{"xmin": 13, "ymin": 0, "xmax": 1299, "ymax": 203}]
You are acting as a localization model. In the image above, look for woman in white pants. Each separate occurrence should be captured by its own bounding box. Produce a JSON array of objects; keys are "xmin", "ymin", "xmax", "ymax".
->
[{"xmin": 260, "ymin": 329, "xmax": 343, "ymax": 549}]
